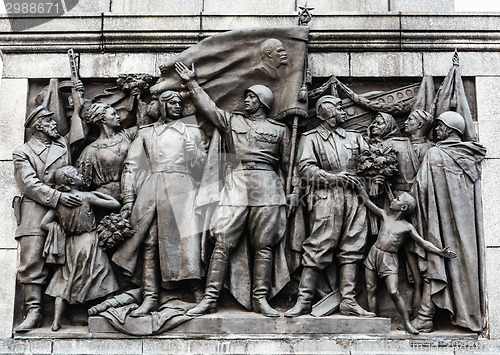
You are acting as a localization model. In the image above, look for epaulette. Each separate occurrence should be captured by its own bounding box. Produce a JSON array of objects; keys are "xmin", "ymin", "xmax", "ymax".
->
[{"xmin": 267, "ymin": 118, "xmax": 286, "ymax": 127}]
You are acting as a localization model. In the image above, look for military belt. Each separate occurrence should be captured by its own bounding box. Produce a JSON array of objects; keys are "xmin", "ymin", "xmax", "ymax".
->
[
  {"xmin": 150, "ymin": 164, "xmax": 190, "ymax": 174},
  {"xmin": 236, "ymin": 162, "xmax": 274, "ymax": 171}
]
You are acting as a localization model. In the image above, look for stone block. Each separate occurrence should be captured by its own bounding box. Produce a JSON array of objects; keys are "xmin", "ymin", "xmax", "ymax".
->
[
  {"xmin": 390, "ymin": 0, "xmax": 453, "ymax": 12},
  {"xmin": 309, "ymin": 52, "xmax": 350, "ymax": 77},
  {"xmin": 142, "ymin": 339, "xmax": 190, "ymax": 354},
  {"xmin": 90, "ymin": 309, "xmax": 391, "ymax": 336},
  {"xmin": 201, "ymin": 15, "xmax": 296, "ymax": 31},
  {"xmin": 0, "ymin": 249, "xmax": 17, "ymax": 338},
  {"xmin": 111, "ymin": 0, "xmax": 202, "ymax": 14},
  {"xmin": 66, "ymin": 0, "xmax": 111, "ymax": 13},
  {"xmin": 188, "ymin": 340, "xmax": 248, "ymax": 354},
  {"xmin": 3, "ymin": 14, "xmax": 101, "ymax": 33},
  {"xmin": 290, "ymin": 339, "xmax": 349, "ymax": 354},
  {"xmin": 476, "ymin": 77, "xmax": 500, "ymax": 121},
  {"xmin": 481, "ymin": 160, "xmax": 500, "ymax": 247},
  {"xmin": 2, "ymin": 54, "xmax": 70, "ymax": 79},
  {"xmin": 0, "ymin": 79, "xmax": 27, "ymax": 159},
  {"xmin": 79, "ymin": 53, "xmax": 158, "ymax": 78},
  {"xmin": 402, "ymin": 15, "xmax": 500, "ymax": 32},
  {"xmin": 350, "ymin": 52, "xmax": 423, "ymax": 77},
  {"xmin": 307, "ymin": 0, "xmax": 389, "ymax": 12},
  {"xmin": 311, "ymin": 14, "xmax": 400, "ymax": 31},
  {"xmin": 478, "ymin": 119, "xmax": 500, "ymax": 159},
  {"xmin": 203, "ymin": 0, "xmax": 295, "ymax": 15},
  {"xmin": 486, "ymin": 248, "xmax": 500, "ymax": 339},
  {"xmin": 7, "ymin": 339, "xmax": 52, "ymax": 354},
  {"xmin": 0, "ymin": 162, "xmax": 20, "ymax": 249},
  {"xmin": 52, "ymin": 339, "xmax": 142, "ymax": 354},
  {"xmin": 103, "ymin": 14, "xmax": 200, "ymax": 32},
  {"xmin": 423, "ymin": 52, "xmax": 500, "ymax": 77}
]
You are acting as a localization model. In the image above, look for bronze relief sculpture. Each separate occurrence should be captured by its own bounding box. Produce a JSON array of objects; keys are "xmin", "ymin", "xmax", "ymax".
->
[{"xmin": 11, "ymin": 21, "xmax": 486, "ymax": 337}]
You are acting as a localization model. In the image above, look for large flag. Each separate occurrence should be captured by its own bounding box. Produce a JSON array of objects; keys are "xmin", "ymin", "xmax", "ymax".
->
[
  {"xmin": 151, "ymin": 26, "xmax": 309, "ymax": 121},
  {"xmin": 431, "ymin": 52, "xmax": 476, "ymax": 142}
]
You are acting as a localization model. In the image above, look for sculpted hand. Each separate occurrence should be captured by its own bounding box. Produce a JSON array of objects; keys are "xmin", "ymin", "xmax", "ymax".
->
[
  {"xmin": 175, "ymin": 62, "xmax": 195, "ymax": 82},
  {"xmin": 75, "ymin": 79, "xmax": 85, "ymax": 92},
  {"xmin": 59, "ymin": 193, "xmax": 82, "ymax": 208},
  {"xmin": 185, "ymin": 140, "xmax": 198, "ymax": 161},
  {"xmin": 441, "ymin": 246, "xmax": 457, "ymax": 259},
  {"xmin": 332, "ymin": 172, "xmax": 361, "ymax": 188},
  {"xmin": 286, "ymin": 193, "xmax": 299, "ymax": 217},
  {"xmin": 120, "ymin": 202, "xmax": 134, "ymax": 219}
]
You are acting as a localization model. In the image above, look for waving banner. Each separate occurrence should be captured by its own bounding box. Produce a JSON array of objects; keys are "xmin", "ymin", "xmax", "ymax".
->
[{"xmin": 151, "ymin": 26, "xmax": 309, "ymax": 121}]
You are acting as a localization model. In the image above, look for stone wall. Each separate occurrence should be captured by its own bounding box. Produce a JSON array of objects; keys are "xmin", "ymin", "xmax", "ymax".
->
[{"xmin": 1, "ymin": 4, "xmax": 500, "ymax": 353}]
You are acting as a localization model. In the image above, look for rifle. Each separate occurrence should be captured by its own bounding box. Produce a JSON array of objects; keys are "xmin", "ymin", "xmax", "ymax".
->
[{"xmin": 68, "ymin": 49, "xmax": 85, "ymax": 145}]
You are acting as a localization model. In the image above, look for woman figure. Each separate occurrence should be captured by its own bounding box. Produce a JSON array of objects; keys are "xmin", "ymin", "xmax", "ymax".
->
[{"xmin": 76, "ymin": 103, "xmax": 138, "ymax": 202}]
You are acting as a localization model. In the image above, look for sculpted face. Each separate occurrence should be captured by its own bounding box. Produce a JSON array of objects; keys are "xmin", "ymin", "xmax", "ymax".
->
[
  {"xmin": 370, "ymin": 115, "xmax": 387, "ymax": 136},
  {"xmin": 102, "ymin": 107, "xmax": 121, "ymax": 129},
  {"xmin": 36, "ymin": 116, "xmax": 60, "ymax": 139},
  {"xmin": 389, "ymin": 195, "xmax": 408, "ymax": 213},
  {"xmin": 244, "ymin": 91, "xmax": 261, "ymax": 114},
  {"xmin": 166, "ymin": 96, "xmax": 182, "ymax": 119},
  {"xmin": 317, "ymin": 101, "xmax": 346, "ymax": 127},
  {"xmin": 435, "ymin": 121, "xmax": 452, "ymax": 141},
  {"xmin": 270, "ymin": 43, "xmax": 288, "ymax": 67},
  {"xmin": 404, "ymin": 112, "xmax": 421, "ymax": 136}
]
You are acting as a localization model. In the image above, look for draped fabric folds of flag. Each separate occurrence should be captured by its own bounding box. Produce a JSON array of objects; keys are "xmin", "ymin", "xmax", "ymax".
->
[
  {"xmin": 151, "ymin": 26, "xmax": 309, "ymax": 121},
  {"xmin": 431, "ymin": 53, "xmax": 477, "ymax": 142}
]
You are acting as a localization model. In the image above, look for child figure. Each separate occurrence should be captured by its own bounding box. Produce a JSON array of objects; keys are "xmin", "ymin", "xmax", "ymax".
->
[
  {"xmin": 357, "ymin": 185, "xmax": 456, "ymax": 335},
  {"xmin": 42, "ymin": 166, "xmax": 120, "ymax": 331}
]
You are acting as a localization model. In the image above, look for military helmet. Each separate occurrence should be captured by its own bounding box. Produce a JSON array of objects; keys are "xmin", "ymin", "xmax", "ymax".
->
[
  {"xmin": 436, "ymin": 111, "xmax": 465, "ymax": 135},
  {"xmin": 245, "ymin": 85, "xmax": 274, "ymax": 111}
]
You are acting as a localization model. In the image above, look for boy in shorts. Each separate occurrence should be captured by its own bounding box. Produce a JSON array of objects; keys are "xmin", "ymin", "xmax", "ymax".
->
[{"xmin": 357, "ymin": 185, "xmax": 456, "ymax": 334}]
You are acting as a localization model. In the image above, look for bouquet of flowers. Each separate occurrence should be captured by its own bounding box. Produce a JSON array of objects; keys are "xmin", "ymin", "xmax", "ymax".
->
[
  {"xmin": 97, "ymin": 213, "xmax": 134, "ymax": 251},
  {"xmin": 357, "ymin": 144, "xmax": 399, "ymax": 196}
]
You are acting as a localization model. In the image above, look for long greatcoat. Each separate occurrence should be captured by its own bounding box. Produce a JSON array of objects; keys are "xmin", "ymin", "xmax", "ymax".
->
[
  {"xmin": 411, "ymin": 139, "xmax": 486, "ymax": 332},
  {"xmin": 112, "ymin": 120, "xmax": 207, "ymax": 285}
]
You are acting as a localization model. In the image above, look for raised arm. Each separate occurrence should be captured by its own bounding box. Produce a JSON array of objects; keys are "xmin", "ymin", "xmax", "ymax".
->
[
  {"xmin": 408, "ymin": 225, "xmax": 457, "ymax": 259},
  {"xmin": 356, "ymin": 182, "xmax": 385, "ymax": 217},
  {"xmin": 175, "ymin": 62, "xmax": 230, "ymax": 132}
]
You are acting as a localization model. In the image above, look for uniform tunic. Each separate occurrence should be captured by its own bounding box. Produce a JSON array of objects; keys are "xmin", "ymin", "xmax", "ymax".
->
[{"xmin": 297, "ymin": 124, "xmax": 369, "ymax": 268}]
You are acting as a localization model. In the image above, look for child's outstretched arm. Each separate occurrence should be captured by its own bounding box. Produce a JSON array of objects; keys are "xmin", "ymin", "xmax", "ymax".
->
[
  {"xmin": 89, "ymin": 192, "xmax": 121, "ymax": 210},
  {"xmin": 355, "ymin": 181, "xmax": 385, "ymax": 217},
  {"xmin": 408, "ymin": 225, "xmax": 457, "ymax": 259}
]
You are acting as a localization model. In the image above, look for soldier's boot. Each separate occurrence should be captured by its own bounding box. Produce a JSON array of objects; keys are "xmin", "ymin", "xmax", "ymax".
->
[
  {"xmin": 14, "ymin": 284, "xmax": 43, "ymax": 333},
  {"xmin": 188, "ymin": 280, "xmax": 205, "ymax": 303},
  {"xmin": 186, "ymin": 253, "xmax": 228, "ymax": 317},
  {"xmin": 284, "ymin": 267, "xmax": 320, "ymax": 317},
  {"xmin": 339, "ymin": 263, "xmax": 376, "ymax": 317},
  {"xmin": 130, "ymin": 241, "xmax": 159, "ymax": 317},
  {"xmin": 410, "ymin": 280, "xmax": 434, "ymax": 333},
  {"xmin": 252, "ymin": 250, "xmax": 279, "ymax": 317}
]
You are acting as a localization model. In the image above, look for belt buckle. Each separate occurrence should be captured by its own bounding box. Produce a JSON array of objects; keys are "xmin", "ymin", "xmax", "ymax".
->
[{"xmin": 247, "ymin": 162, "xmax": 257, "ymax": 169}]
